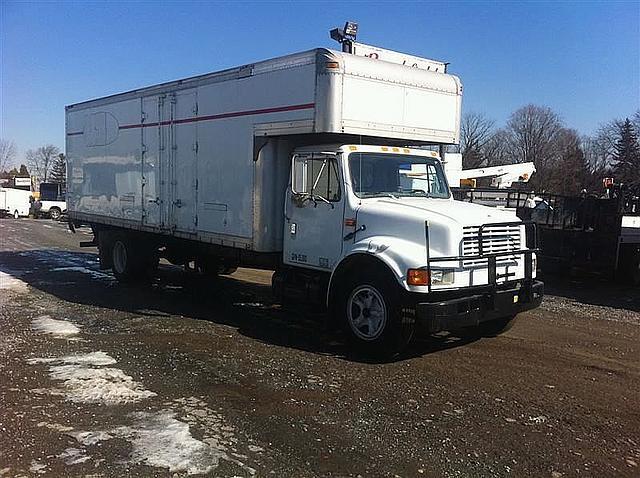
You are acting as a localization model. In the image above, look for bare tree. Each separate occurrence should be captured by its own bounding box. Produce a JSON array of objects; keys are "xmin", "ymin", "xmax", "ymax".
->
[
  {"xmin": 26, "ymin": 145, "xmax": 60, "ymax": 183},
  {"xmin": 0, "ymin": 139, "xmax": 17, "ymax": 172},
  {"xmin": 482, "ymin": 128, "xmax": 512, "ymax": 166},
  {"xmin": 504, "ymin": 105, "xmax": 564, "ymax": 167},
  {"xmin": 460, "ymin": 112, "xmax": 496, "ymax": 168},
  {"xmin": 546, "ymin": 128, "xmax": 590, "ymax": 194}
]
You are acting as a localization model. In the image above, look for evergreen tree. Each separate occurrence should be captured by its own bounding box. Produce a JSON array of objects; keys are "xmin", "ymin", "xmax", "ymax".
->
[
  {"xmin": 49, "ymin": 153, "xmax": 67, "ymax": 186},
  {"xmin": 613, "ymin": 118, "xmax": 640, "ymax": 185}
]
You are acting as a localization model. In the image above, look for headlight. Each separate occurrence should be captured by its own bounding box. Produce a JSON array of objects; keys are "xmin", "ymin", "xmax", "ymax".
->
[{"xmin": 430, "ymin": 269, "xmax": 455, "ymax": 285}]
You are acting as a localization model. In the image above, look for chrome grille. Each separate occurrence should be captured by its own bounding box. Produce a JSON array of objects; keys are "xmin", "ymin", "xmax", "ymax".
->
[{"xmin": 462, "ymin": 224, "xmax": 521, "ymax": 266}]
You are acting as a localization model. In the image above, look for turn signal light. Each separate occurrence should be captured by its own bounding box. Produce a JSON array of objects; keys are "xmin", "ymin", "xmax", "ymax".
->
[{"xmin": 407, "ymin": 269, "xmax": 429, "ymax": 286}]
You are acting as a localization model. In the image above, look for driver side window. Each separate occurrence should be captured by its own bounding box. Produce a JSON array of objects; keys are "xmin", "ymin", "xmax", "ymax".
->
[{"xmin": 292, "ymin": 155, "xmax": 341, "ymax": 202}]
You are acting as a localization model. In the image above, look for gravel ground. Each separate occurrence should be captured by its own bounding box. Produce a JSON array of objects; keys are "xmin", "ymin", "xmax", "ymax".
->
[{"xmin": 0, "ymin": 218, "xmax": 638, "ymax": 477}]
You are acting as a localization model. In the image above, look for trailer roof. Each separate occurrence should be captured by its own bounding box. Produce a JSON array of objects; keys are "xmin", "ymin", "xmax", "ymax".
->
[
  {"xmin": 66, "ymin": 47, "xmax": 461, "ymax": 111},
  {"xmin": 66, "ymin": 49, "xmax": 325, "ymax": 110}
]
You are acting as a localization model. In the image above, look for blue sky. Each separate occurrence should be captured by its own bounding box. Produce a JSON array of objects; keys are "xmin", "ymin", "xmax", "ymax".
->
[{"xmin": 1, "ymin": 1, "xmax": 638, "ymax": 165}]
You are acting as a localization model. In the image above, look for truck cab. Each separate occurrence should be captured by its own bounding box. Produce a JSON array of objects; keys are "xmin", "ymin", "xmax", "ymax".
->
[{"xmin": 279, "ymin": 144, "xmax": 543, "ymax": 354}]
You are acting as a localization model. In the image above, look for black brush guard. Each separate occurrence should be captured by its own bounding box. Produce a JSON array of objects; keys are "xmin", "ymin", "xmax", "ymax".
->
[{"xmin": 408, "ymin": 221, "xmax": 544, "ymax": 333}]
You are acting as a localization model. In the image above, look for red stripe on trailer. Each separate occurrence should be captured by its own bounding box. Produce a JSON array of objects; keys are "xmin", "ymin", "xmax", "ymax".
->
[
  {"xmin": 65, "ymin": 102, "xmax": 315, "ymax": 136},
  {"xmin": 119, "ymin": 102, "xmax": 315, "ymax": 130}
]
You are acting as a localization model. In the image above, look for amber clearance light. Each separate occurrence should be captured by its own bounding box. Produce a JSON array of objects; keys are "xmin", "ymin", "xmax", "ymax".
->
[{"xmin": 407, "ymin": 269, "xmax": 429, "ymax": 286}]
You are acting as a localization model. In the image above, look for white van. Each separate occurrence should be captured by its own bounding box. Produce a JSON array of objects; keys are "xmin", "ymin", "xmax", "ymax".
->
[{"xmin": 0, "ymin": 187, "xmax": 31, "ymax": 219}]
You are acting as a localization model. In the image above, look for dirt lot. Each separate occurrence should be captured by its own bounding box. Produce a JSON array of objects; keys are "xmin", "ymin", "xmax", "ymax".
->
[{"xmin": 0, "ymin": 218, "xmax": 638, "ymax": 477}]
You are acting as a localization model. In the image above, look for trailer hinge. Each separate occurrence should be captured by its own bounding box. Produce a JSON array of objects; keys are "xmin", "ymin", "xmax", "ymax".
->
[
  {"xmin": 195, "ymin": 179, "xmax": 198, "ymax": 190},
  {"xmin": 193, "ymin": 141, "xmax": 199, "ymax": 153},
  {"xmin": 141, "ymin": 143, "xmax": 147, "ymax": 154},
  {"xmin": 170, "ymin": 94, "xmax": 177, "ymax": 104},
  {"xmin": 141, "ymin": 176, "xmax": 147, "ymax": 186},
  {"xmin": 141, "ymin": 111, "xmax": 147, "ymax": 122},
  {"xmin": 194, "ymin": 216, "xmax": 198, "ymax": 226},
  {"xmin": 193, "ymin": 103, "xmax": 198, "ymax": 115}
]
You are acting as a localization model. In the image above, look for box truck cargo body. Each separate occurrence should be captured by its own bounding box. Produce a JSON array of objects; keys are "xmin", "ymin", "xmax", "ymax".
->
[
  {"xmin": 67, "ymin": 45, "xmax": 542, "ymax": 354},
  {"xmin": 0, "ymin": 187, "xmax": 31, "ymax": 218}
]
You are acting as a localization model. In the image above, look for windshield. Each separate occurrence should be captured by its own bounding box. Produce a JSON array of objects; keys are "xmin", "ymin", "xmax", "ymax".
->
[{"xmin": 348, "ymin": 153, "xmax": 450, "ymax": 199}]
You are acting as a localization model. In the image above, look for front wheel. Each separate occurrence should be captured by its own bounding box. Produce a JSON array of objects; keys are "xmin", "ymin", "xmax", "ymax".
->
[
  {"xmin": 49, "ymin": 207, "xmax": 62, "ymax": 220},
  {"xmin": 334, "ymin": 269, "xmax": 414, "ymax": 358}
]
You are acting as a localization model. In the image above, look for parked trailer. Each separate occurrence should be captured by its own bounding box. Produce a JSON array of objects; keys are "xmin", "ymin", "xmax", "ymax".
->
[
  {"xmin": 516, "ymin": 186, "xmax": 640, "ymax": 284},
  {"xmin": 67, "ymin": 38, "xmax": 542, "ymax": 354},
  {"xmin": 0, "ymin": 187, "xmax": 31, "ymax": 219}
]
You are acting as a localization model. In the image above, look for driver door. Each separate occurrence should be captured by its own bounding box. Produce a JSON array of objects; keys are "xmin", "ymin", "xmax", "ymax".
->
[{"xmin": 283, "ymin": 153, "xmax": 345, "ymax": 271}]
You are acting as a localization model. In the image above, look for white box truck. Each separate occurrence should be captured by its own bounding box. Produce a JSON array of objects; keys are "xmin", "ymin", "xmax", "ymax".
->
[
  {"xmin": 66, "ymin": 37, "xmax": 542, "ymax": 354},
  {"xmin": 0, "ymin": 187, "xmax": 31, "ymax": 219}
]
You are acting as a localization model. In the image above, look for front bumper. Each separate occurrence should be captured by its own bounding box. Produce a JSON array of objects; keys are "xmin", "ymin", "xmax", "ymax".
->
[{"xmin": 413, "ymin": 280, "xmax": 544, "ymax": 333}]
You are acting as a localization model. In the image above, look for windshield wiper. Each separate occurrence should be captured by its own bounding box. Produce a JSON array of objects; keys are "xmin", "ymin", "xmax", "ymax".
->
[{"xmin": 362, "ymin": 192, "xmax": 399, "ymax": 200}]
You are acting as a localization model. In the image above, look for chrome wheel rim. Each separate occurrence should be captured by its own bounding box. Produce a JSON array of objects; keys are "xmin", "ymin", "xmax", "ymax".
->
[
  {"xmin": 347, "ymin": 285, "xmax": 387, "ymax": 341},
  {"xmin": 113, "ymin": 241, "xmax": 127, "ymax": 274},
  {"xmin": 50, "ymin": 209, "xmax": 60, "ymax": 219}
]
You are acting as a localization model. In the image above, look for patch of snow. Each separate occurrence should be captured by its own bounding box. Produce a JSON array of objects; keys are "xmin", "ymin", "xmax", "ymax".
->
[
  {"xmin": 0, "ymin": 270, "xmax": 28, "ymax": 293},
  {"xmin": 32, "ymin": 316, "xmax": 81, "ymax": 337},
  {"xmin": 58, "ymin": 447, "xmax": 91, "ymax": 465},
  {"xmin": 37, "ymin": 421, "xmax": 74, "ymax": 432},
  {"xmin": 69, "ymin": 431, "xmax": 113, "ymax": 446},
  {"xmin": 50, "ymin": 266, "xmax": 113, "ymax": 280},
  {"xmin": 112, "ymin": 411, "xmax": 223, "ymax": 475},
  {"xmin": 29, "ymin": 461, "xmax": 47, "ymax": 474},
  {"xmin": 70, "ymin": 401, "xmax": 257, "ymax": 476},
  {"xmin": 28, "ymin": 351, "xmax": 116, "ymax": 366},
  {"xmin": 28, "ymin": 351, "xmax": 155, "ymax": 405},
  {"xmin": 528, "ymin": 415, "xmax": 548, "ymax": 424}
]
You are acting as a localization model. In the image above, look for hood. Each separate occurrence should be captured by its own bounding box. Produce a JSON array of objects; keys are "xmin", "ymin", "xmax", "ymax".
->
[
  {"xmin": 353, "ymin": 197, "xmax": 520, "ymax": 257},
  {"xmin": 369, "ymin": 197, "xmax": 518, "ymax": 226}
]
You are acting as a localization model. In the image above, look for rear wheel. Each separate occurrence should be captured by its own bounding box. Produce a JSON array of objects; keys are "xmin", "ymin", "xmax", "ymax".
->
[
  {"xmin": 334, "ymin": 268, "xmax": 414, "ymax": 358},
  {"xmin": 111, "ymin": 235, "xmax": 157, "ymax": 283},
  {"xmin": 13, "ymin": 210, "xmax": 19, "ymax": 219},
  {"xmin": 49, "ymin": 207, "xmax": 62, "ymax": 220}
]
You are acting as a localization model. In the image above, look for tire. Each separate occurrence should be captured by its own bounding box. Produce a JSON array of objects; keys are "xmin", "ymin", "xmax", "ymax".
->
[
  {"xmin": 334, "ymin": 267, "xmax": 414, "ymax": 358},
  {"xmin": 13, "ymin": 210, "xmax": 19, "ymax": 219},
  {"xmin": 111, "ymin": 235, "xmax": 157, "ymax": 283},
  {"xmin": 49, "ymin": 207, "xmax": 61, "ymax": 221},
  {"xmin": 477, "ymin": 315, "xmax": 517, "ymax": 337}
]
